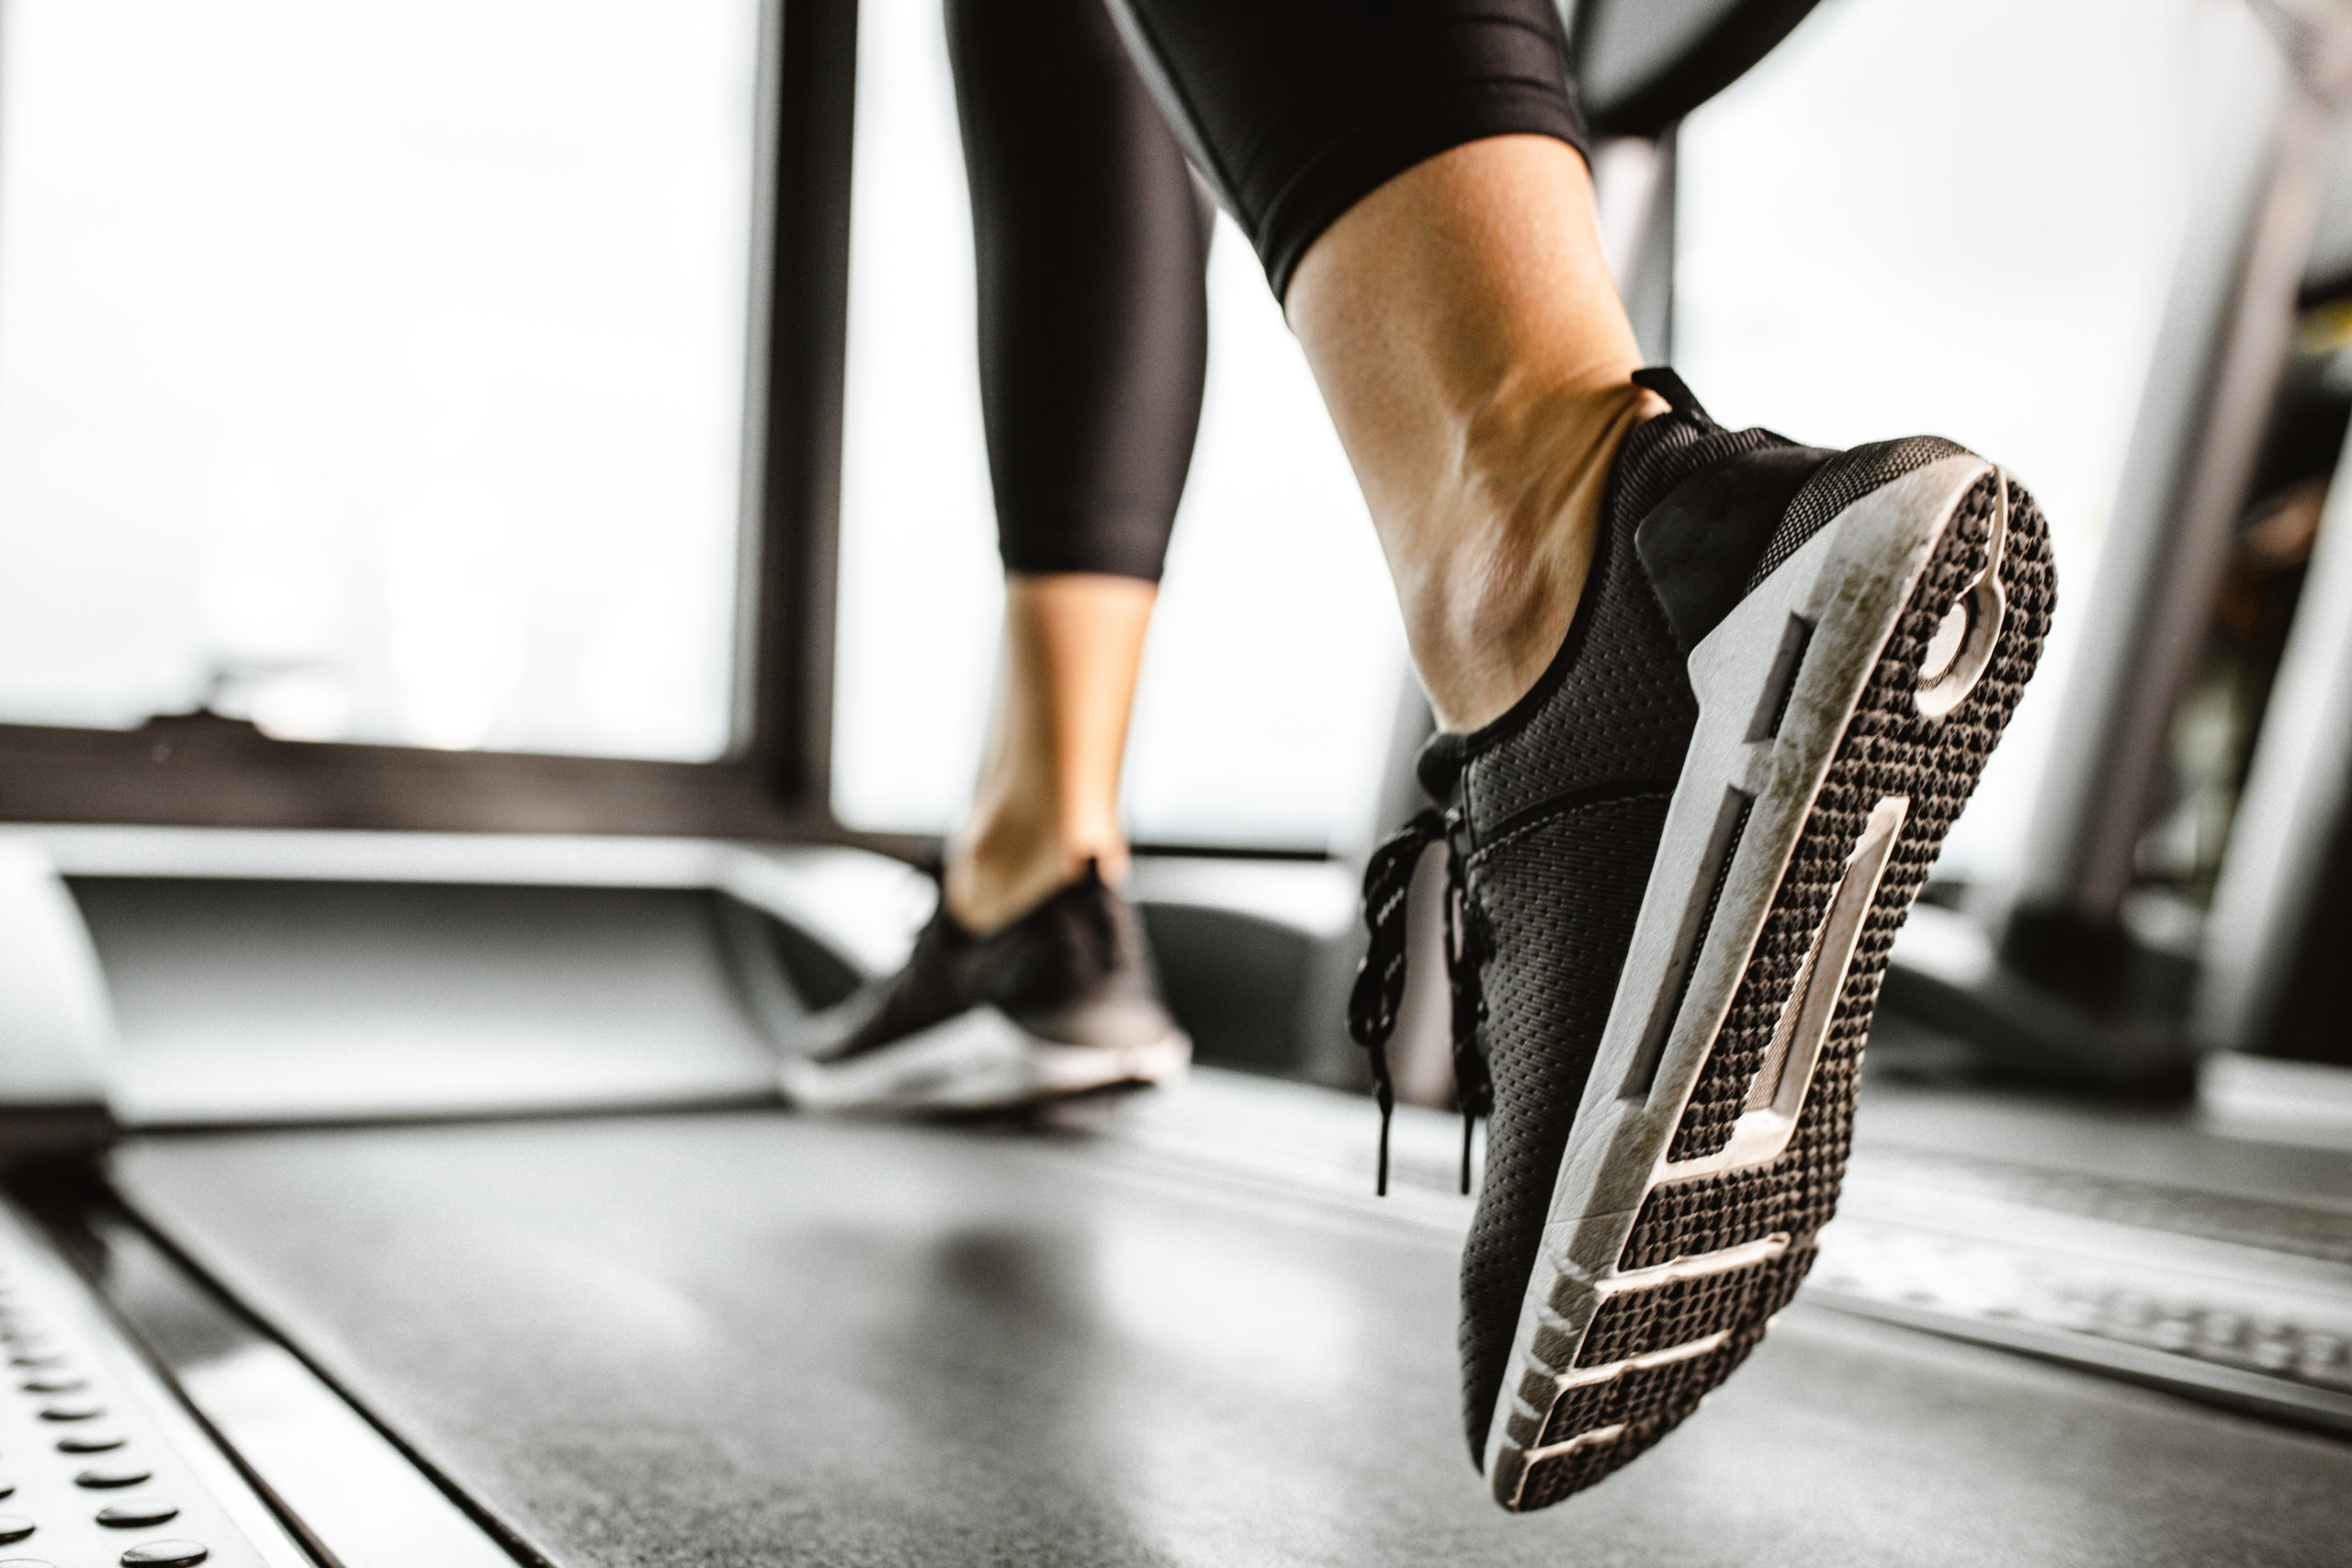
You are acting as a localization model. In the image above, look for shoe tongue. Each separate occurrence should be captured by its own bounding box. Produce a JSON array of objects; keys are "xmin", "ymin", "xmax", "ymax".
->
[{"xmin": 1630, "ymin": 366, "xmax": 1710, "ymax": 419}]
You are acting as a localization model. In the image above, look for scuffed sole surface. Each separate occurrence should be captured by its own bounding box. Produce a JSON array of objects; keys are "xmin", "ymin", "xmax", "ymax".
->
[{"xmin": 1495, "ymin": 463, "xmax": 2054, "ymax": 1509}]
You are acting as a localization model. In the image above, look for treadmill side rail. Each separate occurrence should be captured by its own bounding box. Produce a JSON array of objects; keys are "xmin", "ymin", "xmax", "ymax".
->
[
  {"xmin": 0, "ymin": 841, "xmax": 118, "ymax": 1162},
  {"xmin": 0, "ymin": 1200, "xmax": 310, "ymax": 1568},
  {"xmin": 73, "ymin": 1212, "xmax": 526, "ymax": 1568}
]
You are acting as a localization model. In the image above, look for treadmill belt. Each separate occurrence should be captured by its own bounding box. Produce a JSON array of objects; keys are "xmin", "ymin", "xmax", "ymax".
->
[{"xmin": 113, "ymin": 1103, "xmax": 2352, "ymax": 1568}]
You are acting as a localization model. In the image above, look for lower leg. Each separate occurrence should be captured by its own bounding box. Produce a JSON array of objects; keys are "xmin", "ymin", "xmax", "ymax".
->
[
  {"xmin": 1286, "ymin": 135, "xmax": 1660, "ymax": 732},
  {"xmin": 944, "ymin": 572, "xmax": 1157, "ymax": 933},
  {"xmin": 944, "ymin": 0, "xmax": 1203, "ymax": 933}
]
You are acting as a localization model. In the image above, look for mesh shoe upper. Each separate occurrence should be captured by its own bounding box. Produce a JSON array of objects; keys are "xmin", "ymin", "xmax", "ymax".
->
[{"xmin": 822, "ymin": 863, "xmax": 1178, "ymax": 1061}]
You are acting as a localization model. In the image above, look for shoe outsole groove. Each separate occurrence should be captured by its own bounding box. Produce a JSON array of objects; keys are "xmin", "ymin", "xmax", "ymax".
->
[
  {"xmin": 1488, "ymin": 460, "xmax": 2054, "ymax": 1509},
  {"xmin": 1532, "ymin": 1333, "xmax": 1758, "ymax": 1450},
  {"xmin": 1570, "ymin": 1246, "xmax": 1815, "ymax": 1368}
]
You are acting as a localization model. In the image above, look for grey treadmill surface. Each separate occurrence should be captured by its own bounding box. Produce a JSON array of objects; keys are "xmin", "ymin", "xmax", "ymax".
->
[
  {"xmin": 1856, "ymin": 1076, "xmax": 2352, "ymax": 1213},
  {"xmin": 113, "ymin": 1085, "xmax": 2352, "ymax": 1568}
]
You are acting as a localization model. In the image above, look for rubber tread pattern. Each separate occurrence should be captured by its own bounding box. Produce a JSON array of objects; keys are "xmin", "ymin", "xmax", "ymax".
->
[
  {"xmin": 1572, "ymin": 1246, "xmax": 1813, "ymax": 1368},
  {"xmin": 1618, "ymin": 1050, "xmax": 1857, "ymax": 1269},
  {"xmin": 1514, "ymin": 1429, "xmax": 1661, "ymax": 1510},
  {"xmin": 1533, "ymin": 1334, "xmax": 1758, "ymax": 1450},
  {"xmin": 1508, "ymin": 461, "xmax": 2054, "ymax": 1505},
  {"xmin": 1666, "ymin": 469, "xmax": 2049, "ymax": 1163}
]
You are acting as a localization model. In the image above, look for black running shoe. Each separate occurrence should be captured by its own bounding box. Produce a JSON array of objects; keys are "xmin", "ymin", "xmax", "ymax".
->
[
  {"xmin": 1349, "ymin": 368, "xmax": 2053, "ymax": 1510},
  {"xmin": 781, "ymin": 863, "xmax": 1191, "ymax": 1112}
]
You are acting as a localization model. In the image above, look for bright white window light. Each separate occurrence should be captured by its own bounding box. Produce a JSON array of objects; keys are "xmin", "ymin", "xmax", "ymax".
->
[
  {"xmin": 0, "ymin": 1, "xmax": 762, "ymax": 760},
  {"xmin": 1676, "ymin": 0, "xmax": 2193, "ymax": 885}
]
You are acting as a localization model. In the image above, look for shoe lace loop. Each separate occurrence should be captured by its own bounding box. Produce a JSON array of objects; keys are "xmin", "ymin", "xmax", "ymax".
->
[{"xmin": 1347, "ymin": 807, "xmax": 1490, "ymax": 1197}]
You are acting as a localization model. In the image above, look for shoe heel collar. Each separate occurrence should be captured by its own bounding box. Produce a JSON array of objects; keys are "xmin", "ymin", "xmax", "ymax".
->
[
  {"xmin": 1635, "ymin": 445, "xmax": 1839, "ymax": 654},
  {"xmin": 1417, "ymin": 730, "xmax": 1469, "ymax": 801},
  {"xmin": 1632, "ymin": 367, "xmax": 1711, "ymax": 423}
]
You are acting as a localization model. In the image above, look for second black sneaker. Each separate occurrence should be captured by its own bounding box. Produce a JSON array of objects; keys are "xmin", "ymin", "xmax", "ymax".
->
[
  {"xmin": 781, "ymin": 863, "xmax": 1191, "ymax": 1113},
  {"xmin": 1350, "ymin": 369, "xmax": 2054, "ymax": 1511}
]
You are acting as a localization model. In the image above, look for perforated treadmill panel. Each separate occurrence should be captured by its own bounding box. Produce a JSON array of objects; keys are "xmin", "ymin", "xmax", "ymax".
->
[{"xmin": 115, "ymin": 1109, "xmax": 2352, "ymax": 1568}]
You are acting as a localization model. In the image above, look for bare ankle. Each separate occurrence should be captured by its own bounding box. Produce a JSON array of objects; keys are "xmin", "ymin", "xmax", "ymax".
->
[
  {"xmin": 1407, "ymin": 379, "xmax": 1660, "ymax": 730},
  {"xmin": 944, "ymin": 814, "xmax": 1128, "ymax": 935}
]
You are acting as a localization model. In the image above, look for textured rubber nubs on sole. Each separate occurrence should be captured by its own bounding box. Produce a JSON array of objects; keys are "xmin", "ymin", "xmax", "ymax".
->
[{"xmin": 1483, "ymin": 456, "xmax": 2053, "ymax": 1510}]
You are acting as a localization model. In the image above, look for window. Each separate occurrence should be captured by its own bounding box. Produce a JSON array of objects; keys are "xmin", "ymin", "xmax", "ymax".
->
[{"xmin": 0, "ymin": 1, "xmax": 764, "ymax": 761}]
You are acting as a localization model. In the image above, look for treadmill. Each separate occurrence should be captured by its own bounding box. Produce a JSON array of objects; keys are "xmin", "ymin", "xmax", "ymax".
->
[{"xmin": 0, "ymin": 4, "xmax": 2347, "ymax": 1566}]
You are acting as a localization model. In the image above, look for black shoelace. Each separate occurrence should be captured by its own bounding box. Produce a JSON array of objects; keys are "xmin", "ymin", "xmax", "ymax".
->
[{"xmin": 1346, "ymin": 807, "xmax": 1494, "ymax": 1197}]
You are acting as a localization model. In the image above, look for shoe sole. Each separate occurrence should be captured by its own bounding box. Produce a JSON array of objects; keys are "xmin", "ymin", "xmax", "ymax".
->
[
  {"xmin": 1481, "ymin": 452, "xmax": 2052, "ymax": 1509},
  {"xmin": 781, "ymin": 1007, "xmax": 1193, "ymax": 1113}
]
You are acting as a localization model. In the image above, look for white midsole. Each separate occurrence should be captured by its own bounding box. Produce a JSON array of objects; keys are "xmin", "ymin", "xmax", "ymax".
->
[{"xmin": 780, "ymin": 1005, "xmax": 1191, "ymax": 1113}]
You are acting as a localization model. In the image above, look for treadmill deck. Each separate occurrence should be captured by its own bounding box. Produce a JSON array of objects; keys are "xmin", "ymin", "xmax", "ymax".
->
[{"xmin": 107, "ymin": 1080, "xmax": 2352, "ymax": 1568}]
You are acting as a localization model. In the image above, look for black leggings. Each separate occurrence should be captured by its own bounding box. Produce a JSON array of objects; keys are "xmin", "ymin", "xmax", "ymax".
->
[{"xmin": 948, "ymin": 0, "xmax": 1591, "ymax": 583}]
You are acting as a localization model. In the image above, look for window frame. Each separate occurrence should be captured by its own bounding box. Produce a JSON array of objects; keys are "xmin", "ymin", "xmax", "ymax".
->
[{"xmin": 0, "ymin": 0, "xmax": 915, "ymax": 852}]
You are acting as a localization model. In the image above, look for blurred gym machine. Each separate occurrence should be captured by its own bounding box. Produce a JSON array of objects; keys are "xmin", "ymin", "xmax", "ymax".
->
[
  {"xmin": 1883, "ymin": 0, "xmax": 2352, "ymax": 1095},
  {"xmin": 0, "ymin": 2, "xmax": 2346, "ymax": 1566}
]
